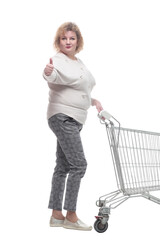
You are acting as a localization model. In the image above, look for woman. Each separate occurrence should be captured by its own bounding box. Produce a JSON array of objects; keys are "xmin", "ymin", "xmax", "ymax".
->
[{"xmin": 43, "ymin": 22, "xmax": 103, "ymax": 231}]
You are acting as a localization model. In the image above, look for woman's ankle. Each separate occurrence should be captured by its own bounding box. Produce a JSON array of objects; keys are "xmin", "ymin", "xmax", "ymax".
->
[
  {"xmin": 66, "ymin": 211, "xmax": 78, "ymax": 223},
  {"xmin": 52, "ymin": 210, "xmax": 65, "ymax": 220}
]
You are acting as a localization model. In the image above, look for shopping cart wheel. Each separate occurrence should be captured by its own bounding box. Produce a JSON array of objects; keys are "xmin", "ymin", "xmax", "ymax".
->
[{"xmin": 94, "ymin": 219, "xmax": 108, "ymax": 233}]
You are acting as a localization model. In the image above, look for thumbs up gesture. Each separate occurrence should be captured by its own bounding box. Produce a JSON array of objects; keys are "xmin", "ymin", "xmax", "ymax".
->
[{"xmin": 44, "ymin": 58, "xmax": 54, "ymax": 76}]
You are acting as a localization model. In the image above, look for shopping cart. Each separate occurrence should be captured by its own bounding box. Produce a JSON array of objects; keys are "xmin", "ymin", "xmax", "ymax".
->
[{"xmin": 94, "ymin": 110, "xmax": 160, "ymax": 233}]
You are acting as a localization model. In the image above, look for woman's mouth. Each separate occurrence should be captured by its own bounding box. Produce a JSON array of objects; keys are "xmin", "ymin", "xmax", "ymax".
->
[{"xmin": 66, "ymin": 46, "xmax": 71, "ymax": 49}]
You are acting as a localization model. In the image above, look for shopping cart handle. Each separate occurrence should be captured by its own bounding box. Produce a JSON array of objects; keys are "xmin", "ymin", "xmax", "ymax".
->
[{"xmin": 98, "ymin": 110, "xmax": 112, "ymax": 121}]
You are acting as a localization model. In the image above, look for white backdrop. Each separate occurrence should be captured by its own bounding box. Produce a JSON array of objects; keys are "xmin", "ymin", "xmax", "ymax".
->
[{"xmin": 0, "ymin": 0, "xmax": 160, "ymax": 239}]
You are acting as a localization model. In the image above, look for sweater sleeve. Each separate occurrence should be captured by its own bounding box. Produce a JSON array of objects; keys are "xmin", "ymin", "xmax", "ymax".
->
[
  {"xmin": 42, "ymin": 55, "xmax": 75, "ymax": 85},
  {"xmin": 43, "ymin": 68, "xmax": 75, "ymax": 85},
  {"xmin": 43, "ymin": 69, "xmax": 58, "ymax": 83},
  {"xmin": 42, "ymin": 54, "xmax": 66, "ymax": 84}
]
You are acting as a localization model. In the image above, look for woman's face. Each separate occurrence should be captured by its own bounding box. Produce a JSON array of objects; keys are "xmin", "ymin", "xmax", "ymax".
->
[{"xmin": 59, "ymin": 31, "xmax": 78, "ymax": 58}]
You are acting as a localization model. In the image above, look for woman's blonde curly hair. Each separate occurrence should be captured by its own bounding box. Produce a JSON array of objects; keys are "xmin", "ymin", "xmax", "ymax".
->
[{"xmin": 54, "ymin": 22, "xmax": 84, "ymax": 54}]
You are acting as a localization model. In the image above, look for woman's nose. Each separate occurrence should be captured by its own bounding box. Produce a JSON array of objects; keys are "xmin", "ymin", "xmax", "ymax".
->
[{"xmin": 66, "ymin": 38, "xmax": 70, "ymax": 44}]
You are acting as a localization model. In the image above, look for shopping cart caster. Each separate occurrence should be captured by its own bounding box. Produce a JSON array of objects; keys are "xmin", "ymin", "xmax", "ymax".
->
[{"xmin": 94, "ymin": 216, "xmax": 108, "ymax": 233}]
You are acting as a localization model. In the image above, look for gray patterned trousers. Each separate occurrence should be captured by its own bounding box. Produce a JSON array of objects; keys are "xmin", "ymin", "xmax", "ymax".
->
[{"xmin": 48, "ymin": 113, "xmax": 87, "ymax": 212}]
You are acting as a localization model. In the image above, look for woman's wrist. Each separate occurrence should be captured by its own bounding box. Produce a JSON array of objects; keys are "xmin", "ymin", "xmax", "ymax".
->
[
  {"xmin": 91, "ymin": 98, "xmax": 103, "ymax": 112},
  {"xmin": 91, "ymin": 98, "xmax": 96, "ymax": 106}
]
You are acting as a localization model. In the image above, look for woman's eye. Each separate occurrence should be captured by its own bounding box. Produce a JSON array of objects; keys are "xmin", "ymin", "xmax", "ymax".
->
[{"xmin": 61, "ymin": 37, "xmax": 76, "ymax": 40}]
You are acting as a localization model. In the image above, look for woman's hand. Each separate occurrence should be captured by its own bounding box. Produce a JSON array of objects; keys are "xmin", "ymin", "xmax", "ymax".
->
[
  {"xmin": 44, "ymin": 58, "xmax": 54, "ymax": 76},
  {"xmin": 92, "ymin": 98, "xmax": 103, "ymax": 113}
]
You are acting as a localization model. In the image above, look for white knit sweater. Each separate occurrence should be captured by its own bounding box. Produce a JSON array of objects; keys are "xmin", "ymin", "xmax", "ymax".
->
[{"xmin": 43, "ymin": 52, "xmax": 96, "ymax": 124}]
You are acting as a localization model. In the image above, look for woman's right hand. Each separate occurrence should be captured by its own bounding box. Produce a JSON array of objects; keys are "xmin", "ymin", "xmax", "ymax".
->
[{"xmin": 44, "ymin": 58, "xmax": 54, "ymax": 76}]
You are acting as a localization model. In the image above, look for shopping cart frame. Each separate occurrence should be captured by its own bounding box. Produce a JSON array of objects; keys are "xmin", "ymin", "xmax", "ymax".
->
[{"xmin": 94, "ymin": 110, "xmax": 160, "ymax": 233}]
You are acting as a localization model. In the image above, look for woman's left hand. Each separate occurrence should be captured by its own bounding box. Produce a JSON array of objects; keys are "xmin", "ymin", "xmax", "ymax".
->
[{"xmin": 92, "ymin": 99, "xmax": 103, "ymax": 113}]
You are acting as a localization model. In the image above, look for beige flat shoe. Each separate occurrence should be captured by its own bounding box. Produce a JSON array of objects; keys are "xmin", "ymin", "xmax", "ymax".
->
[
  {"xmin": 50, "ymin": 216, "xmax": 64, "ymax": 227},
  {"xmin": 63, "ymin": 218, "xmax": 92, "ymax": 231}
]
